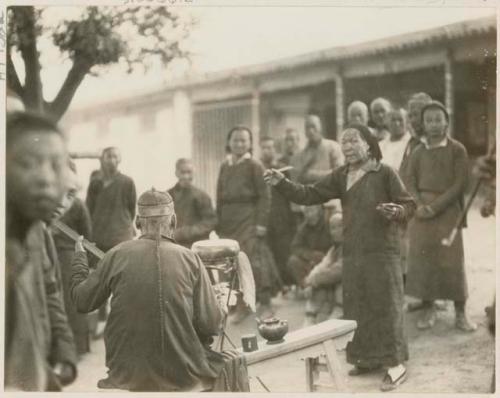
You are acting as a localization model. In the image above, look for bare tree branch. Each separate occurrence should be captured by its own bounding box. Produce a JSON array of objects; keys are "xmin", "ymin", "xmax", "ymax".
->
[{"xmin": 46, "ymin": 60, "xmax": 91, "ymax": 121}]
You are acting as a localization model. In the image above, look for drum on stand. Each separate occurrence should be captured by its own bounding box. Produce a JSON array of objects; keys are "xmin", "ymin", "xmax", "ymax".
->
[
  {"xmin": 191, "ymin": 239, "xmax": 240, "ymax": 285},
  {"xmin": 192, "ymin": 239, "xmax": 240, "ymax": 351}
]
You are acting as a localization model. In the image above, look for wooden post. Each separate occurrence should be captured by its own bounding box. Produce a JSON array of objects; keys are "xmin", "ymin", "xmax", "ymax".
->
[
  {"xmin": 334, "ymin": 73, "xmax": 345, "ymax": 139},
  {"xmin": 251, "ymin": 87, "xmax": 261, "ymax": 157},
  {"xmin": 444, "ymin": 50, "xmax": 454, "ymax": 135}
]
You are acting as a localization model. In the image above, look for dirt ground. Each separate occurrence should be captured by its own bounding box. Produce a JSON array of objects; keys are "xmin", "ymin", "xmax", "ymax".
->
[{"xmin": 67, "ymin": 206, "xmax": 496, "ymax": 393}]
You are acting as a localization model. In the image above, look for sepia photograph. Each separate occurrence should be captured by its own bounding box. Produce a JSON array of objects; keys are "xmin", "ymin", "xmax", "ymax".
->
[{"xmin": 2, "ymin": 0, "xmax": 497, "ymax": 394}]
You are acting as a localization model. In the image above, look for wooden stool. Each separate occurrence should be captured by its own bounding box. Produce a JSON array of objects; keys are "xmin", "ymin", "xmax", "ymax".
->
[{"xmin": 304, "ymin": 340, "xmax": 347, "ymax": 392}]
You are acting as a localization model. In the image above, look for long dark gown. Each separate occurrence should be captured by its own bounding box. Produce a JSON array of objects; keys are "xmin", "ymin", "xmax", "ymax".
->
[
  {"xmin": 262, "ymin": 158, "xmax": 296, "ymax": 286},
  {"xmin": 216, "ymin": 156, "xmax": 279, "ymax": 302},
  {"xmin": 276, "ymin": 162, "xmax": 415, "ymax": 367},
  {"xmin": 406, "ymin": 138, "xmax": 469, "ymax": 301}
]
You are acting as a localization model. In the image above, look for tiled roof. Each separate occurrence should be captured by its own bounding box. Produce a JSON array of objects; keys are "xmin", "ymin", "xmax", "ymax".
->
[{"xmin": 179, "ymin": 15, "xmax": 496, "ymax": 86}]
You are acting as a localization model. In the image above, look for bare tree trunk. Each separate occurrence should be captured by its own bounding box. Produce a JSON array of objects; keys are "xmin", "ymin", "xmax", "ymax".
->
[
  {"xmin": 6, "ymin": 48, "xmax": 24, "ymax": 99},
  {"xmin": 15, "ymin": 7, "xmax": 44, "ymax": 112}
]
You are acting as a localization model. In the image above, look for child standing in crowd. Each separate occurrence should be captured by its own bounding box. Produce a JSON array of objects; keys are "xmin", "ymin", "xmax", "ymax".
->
[
  {"xmin": 265, "ymin": 123, "xmax": 415, "ymax": 391},
  {"xmin": 406, "ymin": 101, "xmax": 476, "ymax": 332},
  {"xmin": 216, "ymin": 126, "xmax": 278, "ymax": 322}
]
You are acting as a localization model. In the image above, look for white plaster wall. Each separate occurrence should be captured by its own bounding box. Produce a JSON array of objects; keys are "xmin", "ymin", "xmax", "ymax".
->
[{"xmin": 66, "ymin": 100, "xmax": 191, "ymax": 201}]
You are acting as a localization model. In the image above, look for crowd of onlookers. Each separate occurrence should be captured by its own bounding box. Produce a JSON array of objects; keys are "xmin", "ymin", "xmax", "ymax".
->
[{"xmin": 5, "ymin": 87, "xmax": 496, "ymax": 392}]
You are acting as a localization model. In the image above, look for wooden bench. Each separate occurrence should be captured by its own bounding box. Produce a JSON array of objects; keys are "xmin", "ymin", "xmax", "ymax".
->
[{"xmin": 239, "ymin": 319, "xmax": 357, "ymax": 392}]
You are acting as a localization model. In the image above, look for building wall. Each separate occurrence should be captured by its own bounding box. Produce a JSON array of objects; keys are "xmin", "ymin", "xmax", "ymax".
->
[
  {"xmin": 64, "ymin": 101, "xmax": 186, "ymax": 200},
  {"xmin": 192, "ymin": 98, "xmax": 252, "ymax": 200}
]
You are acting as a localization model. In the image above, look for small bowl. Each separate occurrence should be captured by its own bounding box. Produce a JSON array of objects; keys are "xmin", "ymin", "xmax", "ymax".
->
[{"xmin": 257, "ymin": 317, "xmax": 289, "ymax": 345}]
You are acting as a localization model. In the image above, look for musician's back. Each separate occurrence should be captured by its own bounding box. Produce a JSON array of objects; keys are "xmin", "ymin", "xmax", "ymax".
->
[{"xmin": 71, "ymin": 236, "xmax": 224, "ymax": 391}]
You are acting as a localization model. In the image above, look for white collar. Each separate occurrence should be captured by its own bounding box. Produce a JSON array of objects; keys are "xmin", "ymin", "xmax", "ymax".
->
[
  {"xmin": 422, "ymin": 135, "xmax": 448, "ymax": 149},
  {"xmin": 226, "ymin": 152, "xmax": 251, "ymax": 165},
  {"xmin": 381, "ymin": 131, "xmax": 411, "ymax": 145}
]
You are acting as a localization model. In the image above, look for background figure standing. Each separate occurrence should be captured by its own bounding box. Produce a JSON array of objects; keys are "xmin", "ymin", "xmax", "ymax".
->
[
  {"xmin": 216, "ymin": 126, "xmax": 278, "ymax": 322},
  {"xmin": 290, "ymin": 113, "xmax": 344, "ymax": 185},
  {"xmin": 380, "ymin": 108, "xmax": 412, "ymax": 171},
  {"xmin": 6, "ymin": 112, "xmax": 77, "ymax": 391},
  {"xmin": 406, "ymin": 101, "xmax": 476, "ymax": 332},
  {"xmin": 347, "ymin": 101, "xmax": 370, "ymax": 127},
  {"xmin": 399, "ymin": 92, "xmax": 432, "ymax": 186},
  {"xmin": 85, "ymin": 146, "xmax": 137, "ymax": 336},
  {"xmin": 380, "ymin": 108, "xmax": 412, "ymax": 283},
  {"xmin": 287, "ymin": 205, "xmax": 331, "ymax": 289},
  {"xmin": 51, "ymin": 161, "xmax": 93, "ymax": 357},
  {"xmin": 279, "ymin": 127, "xmax": 301, "ymax": 165},
  {"xmin": 260, "ymin": 137, "xmax": 295, "ymax": 288},
  {"xmin": 370, "ymin": 97, "xmax": 392, "ymax": 142},
  {"xmin": 264, "ymin": 123, "xmax": 415, "ymax": 391},
  {"xmin": 303, "ymin": 211, "xmax": 344, "ymax": 326},
  {"xmin": 168, "ymin": 158, "xmax": 217, "ymax": 248},
  {"xmin": 86, "ymin": 147, "xmax": 137, "ymax": 252}
]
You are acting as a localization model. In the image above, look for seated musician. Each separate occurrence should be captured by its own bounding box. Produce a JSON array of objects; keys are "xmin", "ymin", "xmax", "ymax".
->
[
  {"xmin": 303, "ymin": 212, "xmax": 343, "ymax": 326},
  {"xmin": 70, "ymin": 188, "xmax": 226, "ymax": 391}
]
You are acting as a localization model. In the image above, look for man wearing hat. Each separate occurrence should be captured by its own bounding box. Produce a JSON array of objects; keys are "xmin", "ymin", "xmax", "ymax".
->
[{"xmin": 70, "ymin": 188, "xmax": 225, "ymax": 391}]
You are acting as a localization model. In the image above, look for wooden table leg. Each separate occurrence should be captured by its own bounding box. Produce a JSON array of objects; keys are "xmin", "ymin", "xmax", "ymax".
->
[
  {"xmin": 322, "ymin": 339, "xmax": 348, "ymax": 391},
  {"xmin": 305, "ymin": 357, "xmax": 315, "ymax": 392}
]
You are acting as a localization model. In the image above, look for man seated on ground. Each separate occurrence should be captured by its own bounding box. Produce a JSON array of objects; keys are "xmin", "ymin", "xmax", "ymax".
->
[
  {"xmin": 303, "ymin": 212, "xmax": 343, "ymax": 326},
  {"xmin": 287, "ymin": 205, "xmax": 331, "ymax": 293},
  {"xmin": 71, "ymin": 189, "xmax": 225, "ymax": 392},
  {"xmin": 168, "ymin": 158, "xmax": 217, "ymax": 248}
]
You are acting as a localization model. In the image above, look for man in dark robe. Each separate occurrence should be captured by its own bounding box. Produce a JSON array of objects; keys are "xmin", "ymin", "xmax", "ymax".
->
[
  {"xmin": 5, "ymin": 112, "xmax": 78, "ymax": 391},
  {"xmin": 85, "ymin": 147, "xmax": 136, "ymax": 252},
  {"xmin": 85, "ymin": 146, "xmax": 137, "ymax": 334},
  {"xmin": 71, "ymin": 189, "xmax": 224, "ymax": 391},
  {"xmin": 168, "ymin": 158, "xmax": 217, "ymax": 248},
  {"xmin": 260, "ymin": 137, "xmax": 295, "ymax": 287}
]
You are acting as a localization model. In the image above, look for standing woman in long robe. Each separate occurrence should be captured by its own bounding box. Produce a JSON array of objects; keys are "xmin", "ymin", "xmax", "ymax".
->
[
  {"xmin": 216, "ymin": 125, "xmax": 277, "ymax": 322},
  {"xmin": 264, "ymin": 124, "xmax": 415, "ymax": 392}
]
